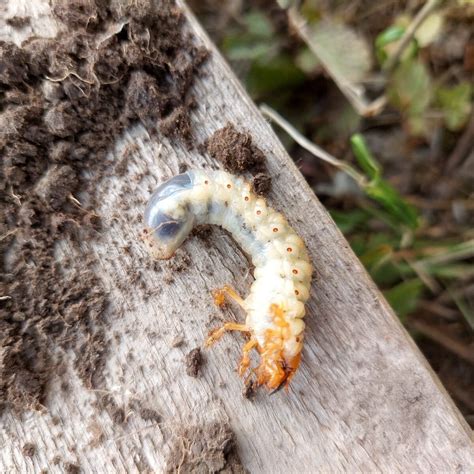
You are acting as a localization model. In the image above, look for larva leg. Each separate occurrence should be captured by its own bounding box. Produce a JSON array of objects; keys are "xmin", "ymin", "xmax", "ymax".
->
[
  {"xmin": 238, "ymin": 338, "xmax": 258, "ymax": 377},
  {"xmin": 284, "ymin": 352, "xmax": 302, "ymax": 387},
  {"xmin": 212, "ymin": 285, "xmax": 245, "ymax": 309},
  {"xmin": 205, "ymin": 322, "xmax": 250, "ymax": 347}
]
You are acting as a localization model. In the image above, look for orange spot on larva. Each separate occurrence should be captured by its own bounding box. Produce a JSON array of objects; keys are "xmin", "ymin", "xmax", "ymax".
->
[
  {"xmin": 287, "ymin": 247, "xmax": 292, "ymax": 252},
  {"xmin": 292, "ymin": 269, "xmax": 298, "ymax": 275},
  {"xmin": 227, "ymin": 184, "xmax": 232, "ymax": 189},
  {"xmin": 295, "ymin": 290, "xmax": 299, "ymax": 296},
  {"xmin": 244, "ymin": 196, "xmax": 249, "ymax": 201},
  {"xmin": 256, "ymin": 210, "xmax": 262, "ymax": 215},
  {"xmin": 273, "ymin": 228, "xmax": 278, "ymax": 232}
]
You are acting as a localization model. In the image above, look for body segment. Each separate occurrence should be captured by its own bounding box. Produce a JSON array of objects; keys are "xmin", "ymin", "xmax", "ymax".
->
[{"xmin": 143, "ymin": 169, "xmax": 312, "ymax": 389}]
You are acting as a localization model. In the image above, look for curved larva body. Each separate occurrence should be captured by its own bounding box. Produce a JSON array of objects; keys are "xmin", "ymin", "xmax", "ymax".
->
[{"xmin": 143, "ymin": 169, "xmax": 312, "ymax": 390}]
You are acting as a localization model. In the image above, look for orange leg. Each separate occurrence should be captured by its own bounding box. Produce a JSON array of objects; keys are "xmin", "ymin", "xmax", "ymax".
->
[
  {"xmin": 205, "ymin": 322, "xmax": 250, "ymax": 347},
  {"xmin": 238, "ymin": 339, "xmax": 258, "ymax": 377},
  {"xmin": 212, "ymin": 285, "xmax": 245, "ymax": 309}
]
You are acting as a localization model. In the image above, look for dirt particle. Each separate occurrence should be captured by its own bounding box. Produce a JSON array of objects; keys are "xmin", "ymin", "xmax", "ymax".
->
[
  {"xmin": 185, "ymin": 347, "xmax": 203, "ymax": 378},
  {"xmin": 165, "ymin": 249, "xmax": 191, "ymax": 273},
  {"xmin": 191, "ymin": 224, "xmax": 213, "ymax": 241},
  {"xmin": 242, "ymin": 380, "xmax": 257, "ymax": 400},
  {"xmin": 142, "ymin": 408, "xmax": 162, "ymax": 424},
  {"xmin": 22, "ymin": 443, "xmax": 36, "ymax": 457},
  {"xmin": 34, "ymin": 164, "xmax": 77, "ymax": 209},
  {"xmin": 112, "ymin": 407, "xmax": 126, "ymax": 425},
  {"xmin": 64, "ymin": 462, "xmax": 81, "ymax": 474},
  {"xmin": 88, "ymin": 421, "xmax": 105, "ymax": 448},
  {"xmin": 6, "ymin": 17, "xmax": 31, "ymax": 28},
  {"xmin": 170, "ymin": 335, "xmax": 185, "ymax": 348},
  {"xmin": 165, "ymin": 421, "xmax": 246, "ymax": 473},
  {"xmin": 206, "ymin": 123, "xmax": 267, "ymax": 174},
  {"xmin": 51, "ymin": 416, "xmax": 61, "ymax": 425},
  {"xmin": 96, "ymin": 394, "xmax": 126, "ymax": 425},
  {"xmin": 252, "ymin": 172, "xmax": 272, "ymax": 196}
]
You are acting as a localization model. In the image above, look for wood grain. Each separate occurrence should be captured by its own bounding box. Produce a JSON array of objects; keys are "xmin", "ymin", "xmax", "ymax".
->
[{"xmin": 1, "ymin": 1, "xmax": 473, "ymax": 472}]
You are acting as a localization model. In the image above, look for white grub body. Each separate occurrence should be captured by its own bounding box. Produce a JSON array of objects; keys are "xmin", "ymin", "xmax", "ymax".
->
[{"xmin": 144, "ymin": 169, "xmax": 312, "ymax": 382}]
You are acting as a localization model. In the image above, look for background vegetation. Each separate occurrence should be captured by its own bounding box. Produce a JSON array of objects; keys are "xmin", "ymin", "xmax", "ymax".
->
[{"xmin": 190, "ymin": 0, "xmax": 473, "ymax": 425}]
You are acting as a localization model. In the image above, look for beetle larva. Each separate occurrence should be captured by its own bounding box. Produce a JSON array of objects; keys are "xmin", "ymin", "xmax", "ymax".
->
[{"xmin": 143, "ymin": 169, "xmax": 312, "ymax": 390}]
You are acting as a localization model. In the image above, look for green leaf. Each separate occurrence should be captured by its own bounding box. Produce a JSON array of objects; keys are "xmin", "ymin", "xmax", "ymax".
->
[
  {"xmin": 366, "ymin": 180, "xmax": 419, "ymax": 230},
  {"xmin": 359, "ymin": 243, "xmax": 393, "ymax": 269},
  {"xmin": 388, "ymin": 59, "xmax": 432, "ymax": 135},
  {"xmin": 247, "ymin": 55, "xmax": 306, "ymax": 97},
  {"xmin": 375, "ymin": 23, "xmax": 418, "ymax": 66},
  {"xmin": 376, "ymin": 25, "xmax": 405, "ymax": 48},
  {"xmin": 385, "ymin": 279, "xmax": 424, "ymax": 320},
  {"xmin": 223, "ymin": 37, "xmax": 274, "ymax": 61},
  {"xmin": 436, "ymin": 82, "xmax": 472, "ymax": 131},
  {"xmin": 350, "ymin": 134, "xmax": 381, "ymax": 180},
  {"xmin": 449, "ymin": 290, "xmax": 474, "ymax": 331},
  {"xmin": 221, "ymin": 10, "xmax": 276, "ymax": 62},
  {"xmin": 300, "ymin": 1, "xmax": 322, "ymax": 22},
  {"xmin": 330, "ymin": 209, "xmax": 368, "ymax": 234},
  {"xmin": 349, "ymin": 133, "xmax": 419, "ymax": 229},
  {"xmin": 375, "ymin": 25, "xmax": 405, "ymax": 64},
  {"xmin": 371, "ymin": 261, "xmax": 406, "ymax": 287},
  {"xmin": 244, "ymin": 11, "xmax": 274, "ymax": 38},
  {"xmin": 426, "ymin": 263, "xmax": 474, "ymax": 279},
  {"xmin": 295, "ymin": 47, "xmax": 321, "ymax": 74}
]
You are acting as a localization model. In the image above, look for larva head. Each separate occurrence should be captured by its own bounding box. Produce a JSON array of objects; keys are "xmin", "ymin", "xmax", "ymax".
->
[{"xmin": 143, "ymin": 173, "xmax": 194, "ymax": 259}]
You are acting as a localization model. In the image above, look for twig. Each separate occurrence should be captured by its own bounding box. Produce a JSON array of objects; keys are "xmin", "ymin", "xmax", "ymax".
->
[
  {"xmin": 45, "ymin": 71, "xmax": 95, "ymax": 85},
  {"xmin": 408, "ymin": 260, "xmax": 441, "ymax": 293},
  {"xmin": 384, "ymin": 0, "xmax": 443, "ymax": 72},
  {"xmin": 260, "ymin": 104, "xmax": 368, "ymax": 187},
  {"xmin": 416, "ymin": 239, "xmax": 474, "ymax": 267},
  {"xmin": 0, "ymin": 228, "xmax": 18, "ymax": 242},
  {"xmin": 418, "ymin": 300, "xmax": 458, "ymax": 320}
]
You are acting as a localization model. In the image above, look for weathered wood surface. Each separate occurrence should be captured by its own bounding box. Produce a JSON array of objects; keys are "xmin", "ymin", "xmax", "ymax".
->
[{"xmin": 1, "ymin": 1, "xmax": 473, "ymax": 472}]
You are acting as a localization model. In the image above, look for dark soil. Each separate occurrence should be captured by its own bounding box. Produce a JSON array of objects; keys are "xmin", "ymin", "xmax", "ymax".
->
[
  {"xmin": 6, "ymin": 17, "xmax": 31, "ymax": 29},
  {"xmin": 96, "ymin": 393, "xmax": 127, "ymax": 425},
  {"xmin": 242, "ymin": 380, "xmax": 257, "ymax": 400},
  {"xmin": 206, "ymin": 123, "xmax": 272, "ymax": 195},
  {"xmin": 185, "ymin": 347, "xmax": 203, "ymax": 377},
  {"xmin": 251, "ymin": 172, "xmax": 272, "ymax": 196},
  {"xmin": 22, "ymin": 442, "xmax": 36, "ymax": 457},
  {"xmin": 0, "ymin": 0, "xmax": 207, "ymax": 415},
  {"xmin": 132, "ymin": 402, "xmax": 162, "ymax": 424},
  {"xmin": 64, "ymin": 462, "xmax": 81, "ymax": 474},
  {"xmin": 165, "ymin": 421, "xmax": 246, "ymax": 473}
]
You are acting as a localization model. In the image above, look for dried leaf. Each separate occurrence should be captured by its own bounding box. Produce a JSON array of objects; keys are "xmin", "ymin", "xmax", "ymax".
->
[
  {"xmin": 415, "ymin": 12, "xmax": 444, "ymax": 47},
  {"xmin": 305, "ymin": 19, "xmax": 372, "ymax": 84}
]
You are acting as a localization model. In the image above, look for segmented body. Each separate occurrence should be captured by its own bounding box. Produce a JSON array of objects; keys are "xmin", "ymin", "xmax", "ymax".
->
[{"xmin": 143, "ymin": 169, "xmax": 312, "ymax": 389}]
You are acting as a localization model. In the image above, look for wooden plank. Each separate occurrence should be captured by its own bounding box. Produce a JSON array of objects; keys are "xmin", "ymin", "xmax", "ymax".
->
[{"xmin": 1, "ymin": 1, "xmax": 473, "ymax": 472}]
